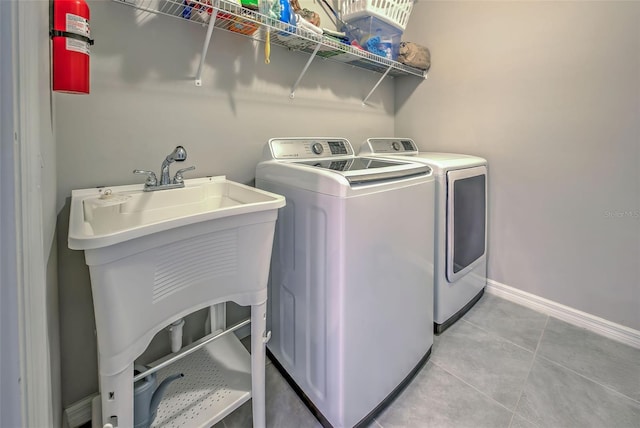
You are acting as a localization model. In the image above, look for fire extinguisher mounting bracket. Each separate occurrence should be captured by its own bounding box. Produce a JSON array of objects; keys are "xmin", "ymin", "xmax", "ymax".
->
[{"xmin": 50, "ymin": 29, "xmax": 95, "ymax": 45}]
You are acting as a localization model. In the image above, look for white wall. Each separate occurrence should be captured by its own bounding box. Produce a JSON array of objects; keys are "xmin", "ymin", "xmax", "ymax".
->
[
  {"xmin": 396, "ymin": 1, "xmax": 640, "ymax": 330},
  {"xmin": 55, "ymin": 0, "xmax": 395, "ymax": 407}
]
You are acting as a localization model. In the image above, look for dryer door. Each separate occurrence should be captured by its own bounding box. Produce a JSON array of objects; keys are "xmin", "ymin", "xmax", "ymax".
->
[{"xmin": 446, "ymin": 165, "xmax": 487, "ymax": 283}]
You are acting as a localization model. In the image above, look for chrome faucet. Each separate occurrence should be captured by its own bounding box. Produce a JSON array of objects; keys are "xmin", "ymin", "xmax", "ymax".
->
[
  {"xmin": 160, "ymin": 146, "xmax": 187, "ymax": 185},
  {"xmin": 133, "ymin": 146, "xmax": 195, "ymax": 191}
]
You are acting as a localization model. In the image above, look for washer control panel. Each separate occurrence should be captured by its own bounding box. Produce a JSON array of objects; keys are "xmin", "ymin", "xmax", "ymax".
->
[
  {"xmin": 364, "ymin": 138, "xmax": 418, "ymax": 154},
  {"xmin": 269, "ymin": 138, "xmax": 354, "ymax": 159}
]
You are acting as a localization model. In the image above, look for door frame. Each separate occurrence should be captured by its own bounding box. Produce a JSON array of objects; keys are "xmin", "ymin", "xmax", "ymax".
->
[
  {"xmin": 0, "ymin": 0, "xmax": 22, "ymax": 424},
  {"xmin": 1, "ymin": 0, "xmax": 55, "ymax": 426}
]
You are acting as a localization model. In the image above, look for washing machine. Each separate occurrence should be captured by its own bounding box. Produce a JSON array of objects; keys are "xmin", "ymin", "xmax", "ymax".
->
[
  {"xmin": 360, "ymin": 138, "xmax": 487, "ymax": 334},
  {"xmin": 256, "ymin": 137, "xmax": 435, "ymax": 428}
]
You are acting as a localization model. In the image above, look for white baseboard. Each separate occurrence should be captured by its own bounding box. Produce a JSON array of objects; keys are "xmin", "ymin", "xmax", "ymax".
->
[
  {"xmin": 486, "ymin": 279, "xmax": 640, "ymax": 349},
  {"xmin": 64, "ymin": 393, "xmax": 98, "ymax": 428}
]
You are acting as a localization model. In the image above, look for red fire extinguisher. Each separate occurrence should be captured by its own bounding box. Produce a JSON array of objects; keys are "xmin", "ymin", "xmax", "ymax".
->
[{"xmin": 50, "ymin": 0, "xmax": 94, "ymax": 94}]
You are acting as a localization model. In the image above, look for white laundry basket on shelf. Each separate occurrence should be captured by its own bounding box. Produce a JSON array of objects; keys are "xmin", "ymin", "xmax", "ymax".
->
[{"xmin": 339, "ymin": 0, "xmax": 414, "ymax": 30}]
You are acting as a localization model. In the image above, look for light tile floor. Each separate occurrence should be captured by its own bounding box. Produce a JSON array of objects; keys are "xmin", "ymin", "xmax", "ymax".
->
[{"xmin": 218, "ymin": 293, "xmax": 640, "ymax": 428}]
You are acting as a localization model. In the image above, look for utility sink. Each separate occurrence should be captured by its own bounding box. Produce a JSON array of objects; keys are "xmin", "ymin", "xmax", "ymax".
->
[
  {"xmin": 68, "ymin": 175, "xmax": 285, "ymax": 427},
  {"xmin": 68, "ymin": 176, "xmax": 285, "ymax": 250}
]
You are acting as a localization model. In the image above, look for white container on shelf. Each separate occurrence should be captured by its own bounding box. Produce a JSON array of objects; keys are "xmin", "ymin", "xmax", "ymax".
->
[{"xmin": 339, "ymin": 0, "xmax": 414, "ymax": 31}]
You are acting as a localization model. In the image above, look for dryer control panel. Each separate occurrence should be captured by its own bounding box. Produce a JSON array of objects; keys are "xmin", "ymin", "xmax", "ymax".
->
[
  {"xmin": 268, "ymin": 138, "xmax": 355, "ymax": 160},
  {"xmin": 363, "ymin": 138, "xmax": 418, "ymax": 154}
]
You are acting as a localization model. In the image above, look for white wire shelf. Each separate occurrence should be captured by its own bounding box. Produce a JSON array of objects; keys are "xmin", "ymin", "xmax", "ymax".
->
[
  {"xmin": 112, "ymin": 0, "xmax": 427, "ymax": 102},
  {"xmin": 152, "ymin": 334, "xmax": 252, "ymax": 427},
  {"xmin": 91, "ymin": 334, "xmax": 252, "ymax": 428}
]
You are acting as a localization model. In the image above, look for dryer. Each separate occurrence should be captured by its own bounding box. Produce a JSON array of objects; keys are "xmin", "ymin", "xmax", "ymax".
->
[
  {"xmin": 256, "ymin": 138, "xmax": 435, "ymax": 428},
  {"xmin": 360, "ymin": 138, "xmax": 487, "ymax": 334}
]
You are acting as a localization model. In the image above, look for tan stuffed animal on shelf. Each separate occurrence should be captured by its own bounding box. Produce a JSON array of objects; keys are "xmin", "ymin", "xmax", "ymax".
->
[{"xmin": 398, "ymin": 42, "xmax": 431, "ymax": 71}]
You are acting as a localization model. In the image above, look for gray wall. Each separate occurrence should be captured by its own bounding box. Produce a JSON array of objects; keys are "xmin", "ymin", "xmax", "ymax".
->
[
  {"xmin": 396, "ymin": 1, "xmax": 640, "ymax": 330},
  {"xmin": 55, "ymin": 0, "xmax": 395, "ymax": 407}
]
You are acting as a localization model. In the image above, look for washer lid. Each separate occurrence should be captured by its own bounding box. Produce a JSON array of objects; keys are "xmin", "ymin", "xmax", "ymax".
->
[
  {"xmin": 294, "ymin": 157, "xmax": 431, "ymax": 184},
  {"xmin": 263, "ymin": 137, "xmax": 431, "ymax": 185}
]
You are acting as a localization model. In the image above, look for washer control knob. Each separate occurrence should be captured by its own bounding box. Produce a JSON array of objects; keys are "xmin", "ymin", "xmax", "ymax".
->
[
  {"xmin": 392, "ymin": 141, "xmax": 401, "ymax": 151},
  {"xmin": 312, "ymin": 142, "xmax": 324, "ymax": 155}
]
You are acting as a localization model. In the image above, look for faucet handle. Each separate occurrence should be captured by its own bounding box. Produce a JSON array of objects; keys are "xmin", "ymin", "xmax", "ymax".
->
[
  {"xmin": 173, "ymin": 166, "xmax": 195, "ymax": 184},
  {"xmin": 133, "ymin": 169, "xmax": 158, "ymax": 187}
]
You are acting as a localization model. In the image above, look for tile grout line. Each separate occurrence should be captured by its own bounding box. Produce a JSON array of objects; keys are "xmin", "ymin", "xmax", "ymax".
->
[
  {"xmin": 460, "ymin": 318, "xmax": 539, "ymax": 354},
  {"xmin": 430, "ymin": 359, "xmax": 516, "ymax": 415},
  {"xmin": 507, "ymin": 314, "xmax": 549, "ymax": 428},
  {"xmin": 535, "ymin": 354, "xmax": 640, "ymax": 406},
  {"xmin": 435, "ymin": 315, "xmax": 545, "ymax": 421},
  {"xmin": 471, "ymin": 295, "xmax": 640, "ymax": 405}
]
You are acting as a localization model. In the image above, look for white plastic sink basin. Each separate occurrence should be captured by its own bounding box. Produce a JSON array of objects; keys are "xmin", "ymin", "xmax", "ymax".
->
[
  {"xmin": 68, "ymin": 176, "xmax": 286, "ymax": 250},
  {"xmin": 69, "ymin": 176, "xmax": 285, "ymax": 428}
]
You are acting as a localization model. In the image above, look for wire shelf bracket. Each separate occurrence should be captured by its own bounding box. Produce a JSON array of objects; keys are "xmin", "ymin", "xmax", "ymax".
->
[
  {"xmin": 362, "ymin": 65, "xmax": 392, "ymax": 106},
  {"xmin": 195, "ymin": 13, "xmax": 218, "ymax": 86},
  {"xmin": 290, "ymin": 42, "xmax": 322, "ymax": 99}
]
